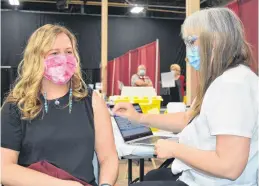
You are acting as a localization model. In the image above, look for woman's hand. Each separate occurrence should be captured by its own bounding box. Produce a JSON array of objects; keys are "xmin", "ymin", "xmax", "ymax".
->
[
  {"xmin": 112, "ymin": 102, "xmax": 142, "ymax": 123},
  {"xmin": 154, "ymin": 139, "xmax": 178, "ymax": 159}
]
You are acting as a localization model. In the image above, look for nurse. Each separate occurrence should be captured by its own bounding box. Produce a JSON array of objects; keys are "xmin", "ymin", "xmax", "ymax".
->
[{"xmin": 113, "ymin": 8, "xmax": 258, "ymax": 186}]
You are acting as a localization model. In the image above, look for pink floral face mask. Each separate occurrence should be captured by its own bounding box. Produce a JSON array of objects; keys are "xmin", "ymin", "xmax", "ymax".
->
[{"xmin": 44, "ymin": 54, "xmax": 77, "ymax": 85}]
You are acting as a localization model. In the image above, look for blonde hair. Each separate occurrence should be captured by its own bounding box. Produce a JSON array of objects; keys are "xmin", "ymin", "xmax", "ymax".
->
[
  {"xmin": 5, "ymin": 24, "xmax": 88, "ymax": 120},
  {"xmin": 170, "ymin": 64, "xmax": 181, "ymax": 75},
  {"xmin": 182, "ymin": 8, "xmax": 254, "ymax": 118}
]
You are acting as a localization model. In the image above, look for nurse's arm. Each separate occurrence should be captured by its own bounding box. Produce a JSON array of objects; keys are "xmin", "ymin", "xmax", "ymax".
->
[
  {"xmin": 138, "ymin": 111, "xmax": 191, "ymax": 133},
  {"xmin": 171, "ymin": 135, "xmax": 250, "ymax": 180},
  {"xmin": 113, "ymin": 102, "xmax": 193, "ymax": 133},
  {"xmin": 92, "ymin": 92, "xmax": 119, "ymax": 185},
  {"xmin": 138, "ymin": 98, "xmax": 196, "ymax": 133}
]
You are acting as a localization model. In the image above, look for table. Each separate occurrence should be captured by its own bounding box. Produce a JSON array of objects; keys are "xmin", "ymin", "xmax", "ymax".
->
[{"xmin": 110, "ymin": 109, "xmax": 180, "ymax": 185}]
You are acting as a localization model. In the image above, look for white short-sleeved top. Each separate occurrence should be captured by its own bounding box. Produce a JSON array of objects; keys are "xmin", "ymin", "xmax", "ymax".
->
[{"xmin": 171, "ymin": 65, "xmax": 258, "ymax": 186}]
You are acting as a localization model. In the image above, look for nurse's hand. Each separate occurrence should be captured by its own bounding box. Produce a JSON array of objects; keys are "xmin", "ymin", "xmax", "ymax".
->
[
  {"xmin": 112, "ymin": 102, "xmax": 142, "ymax": 123},
  {"xmin": 154, "ymin": 139, "xmax": 177, "ymax": 159}
]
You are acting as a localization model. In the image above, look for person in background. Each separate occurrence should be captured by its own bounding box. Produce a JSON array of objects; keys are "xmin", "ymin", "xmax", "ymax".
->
[
  {"xmin": 169, "ymin": 64, "xmax": 184, "ymax": 102},
  {"xmin": 113, "ymin": 8, "xmax": 258, "ymax": 186},
  {"xmin": 131, "ymin": 65, "xmax": 153, "ymax": 87},
  {"xmin": 1, "ymin": 24, "xmax": 118, "ymax": 186},
  {"xmin": 170, "ymin": 64, "xmax": 185, "ymax": 98}
]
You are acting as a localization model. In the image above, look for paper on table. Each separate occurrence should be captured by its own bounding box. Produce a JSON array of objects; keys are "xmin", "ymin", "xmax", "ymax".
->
[{"xmin": 161, "ymin": 72, "xmax": 175, "ymax": 88}]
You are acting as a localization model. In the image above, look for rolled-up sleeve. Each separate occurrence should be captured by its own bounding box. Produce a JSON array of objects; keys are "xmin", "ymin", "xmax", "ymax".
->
[{"xmin": 206, "ymin": 81, "xmax": 256, "ymax": 138}]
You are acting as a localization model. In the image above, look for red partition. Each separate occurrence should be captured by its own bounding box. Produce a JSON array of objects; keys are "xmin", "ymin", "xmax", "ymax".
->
[
  {"xmin": 107, "ymin": 60, "xmax": 114, "ymax": 96},
  {"xmin": 227, "ymin": 0, "xmax": 258, "ymax": 73},
  {"xmin": 119, "ymin": 52, "xmax": 130, "ymax": 86},
  {"xmin": 156, "ymin": 44, "xmax": 161, "ymax": 94},
  {"xmin": 108, "ymin": 40, "xmax": 160, "ymax": 96},
  {"xmin": 239, "ymin": 0, "xmax": 258, "ymax": 73},
  {"xmin": 227, "ymin": 0, "xmax": 240, "ymax": 15},
  {"xmin": 129, "ymin": 49, "xmax": 139, "ymax": 81},
  {"xmin": 113, "ymin": 58, "xmax": 121, "ymax": 96},
  {"xmin": 136, "ymin": 41, "xmax": 159, "ymax": 93}
]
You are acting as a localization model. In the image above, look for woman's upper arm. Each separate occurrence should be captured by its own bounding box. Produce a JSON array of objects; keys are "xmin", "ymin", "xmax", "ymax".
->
[
  {"xmin": 206, "ymin": 80, "xmax": 255, "ymax": 137},
  {"xmin": 1, "ymin": 102, "xmax": 22, "ymax": 152},
  {"xmin": 206, "ymin": 80, "xmax": 256, "ymax": 178},
  {"xmin": 1, "ymin": 147, "xmax": 19, "ymax": 166},
  {"xmin": 92, "ymin": 92, "xmax": 117, "ymax": 162},
  {"xmin": 1, "ymin": 102, "xmax": 22, "ymax": 169},
  {"xmin": 216, "ymin": 135, "xmax": 250, "ymax": 179}
]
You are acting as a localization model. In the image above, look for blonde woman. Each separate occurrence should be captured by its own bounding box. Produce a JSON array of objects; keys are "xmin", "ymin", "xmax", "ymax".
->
[
  {"xmin": 170, "ymin": 64, "xmax": 181, "ymax": 80},
  {"xmin": 1, "ymin": 24, "xmax": 118, "ymax": 186},
  {"xmin": 113, "ymin": 8, "xmax": 258, "ymax": 186}
]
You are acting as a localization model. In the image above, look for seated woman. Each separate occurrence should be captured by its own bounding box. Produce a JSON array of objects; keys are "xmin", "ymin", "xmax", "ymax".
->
[
  {"xmin": 113, "ymin": 8, "xmax": 258, "ymax": 186},
  {"xmin": 1, "ymin": 24, "xmax": 118, "ymax": 186}
]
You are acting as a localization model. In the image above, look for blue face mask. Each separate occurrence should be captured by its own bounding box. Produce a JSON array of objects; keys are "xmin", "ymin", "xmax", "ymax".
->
[
  {"xmin": 186, "ymin": 46, "xmax": 200, "ymax": 71},
  {"xmin": 138, "ymin": 69, "xmax": 146, "ymax": 76}
]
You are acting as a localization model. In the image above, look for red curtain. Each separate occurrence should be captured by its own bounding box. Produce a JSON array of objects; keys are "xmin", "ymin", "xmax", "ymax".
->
[
  {"xmin": 156, "ymin": 44, "xmax": 161, "ymax": 94},
  {"xmin": 227, "ymin": 1, "xmax": 240, "ymax": 15},
  {"xmin": 119, "ymin": 52, "xmax": 130, "ymax": 86},
  {"xmin": 108, "ymin": 40, "xmax": 160, "ymax": 96},
  {"xmin": 136, "ymin": 41, "xmax": 159, "ymax": 93},
  {"xmin": 130, "ymin": 49, "xmax": 139, "ymax": 79},
  {"xmin": 227, "ymin": 0, "xmax": 258, "ymax": 73},
  {"xmin": 107, "ymin": 60, "xmax": 114, "ymax": 96},
  {"xmin": 239, "ymin": 0, "xmax": 258, "ymax": 73},
  {"xmin": 113, "ymin": 58, "xmax": 121, "ymax": 95}
]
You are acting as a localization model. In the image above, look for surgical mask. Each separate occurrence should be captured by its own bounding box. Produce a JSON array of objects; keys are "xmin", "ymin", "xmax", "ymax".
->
[
  {"xmin": 44, "ymin": 54, "xmax": 77, "ymax": 85},
  {"xmin": 138, "ymin": 69, "xmax": 146, "ymax": 76},
  {"xmin": 186, "ymin": 46, "xmax": 200, "ymax": 71}
]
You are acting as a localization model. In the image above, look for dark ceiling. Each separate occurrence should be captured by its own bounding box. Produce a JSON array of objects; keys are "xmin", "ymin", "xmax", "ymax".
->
[{"xmin": 1, "ymin": 0, "xmax": 233, "ymax": 19}]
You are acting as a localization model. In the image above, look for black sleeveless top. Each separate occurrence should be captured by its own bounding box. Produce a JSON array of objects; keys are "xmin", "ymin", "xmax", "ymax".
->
[{"xmin": 1, "ymin": 88, "xmax": 96, "ymax": 185}]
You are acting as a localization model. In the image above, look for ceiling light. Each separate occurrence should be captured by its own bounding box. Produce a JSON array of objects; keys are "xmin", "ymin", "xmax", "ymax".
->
[
  {"xmin": 130, "ymin": 6, "xmax": 144, "ymax": 14},
  {"xmin": 9, "ymin": 0, "xmax": 20, "ymax": 5}
]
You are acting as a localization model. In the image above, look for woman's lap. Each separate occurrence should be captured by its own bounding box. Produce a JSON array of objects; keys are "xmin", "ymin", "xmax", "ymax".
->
[
  {"xmin": 144, "ymin": 168, "xmax": 180, "ymax": 181},
  {"xmin": 130, "ymin": 168, "xmax": 188, "ymax": 186}
]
